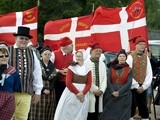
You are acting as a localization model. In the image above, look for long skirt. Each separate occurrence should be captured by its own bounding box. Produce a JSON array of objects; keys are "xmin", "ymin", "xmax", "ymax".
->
[
  {"xmin": 0, "ymin": 91, "xmax": 15, "ymax": 120},
  {"xmin": 99, "ymin": 90, "xmax": 132, "ymax": 120},
  {"xmin": 28, "ymin": 81, "xmax": 56, "ymax": 120},
  {"xmin": 54, "ymin": 83, "xmax": 90, "ymax": 120}
]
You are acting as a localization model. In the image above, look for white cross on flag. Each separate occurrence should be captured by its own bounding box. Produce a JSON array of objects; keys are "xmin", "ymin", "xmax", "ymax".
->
[
  {"xmin": 44, "ymin": 15, "xmax": 93, "ymax": 51},
  {"xmin": 44, "ymin": 0, "xmax": 148, "ymax": 52},
  {"xmin": 0, "ymin": 7, "xmax": 38, "ymax": 46},
  {"xmin": 91, "ymin": 0, "xmax": 148, "ymax": 52}
]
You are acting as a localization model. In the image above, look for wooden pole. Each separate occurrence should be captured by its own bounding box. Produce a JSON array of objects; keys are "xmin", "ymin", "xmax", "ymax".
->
[{"xmin": 37, "ymin": 0, "xmax": 40, "ymax": 6}]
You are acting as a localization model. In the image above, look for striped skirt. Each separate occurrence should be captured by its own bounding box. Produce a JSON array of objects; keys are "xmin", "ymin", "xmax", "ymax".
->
[
  {"xmin": 28, "ymin": 80, "xmax": 56, "ymax": 120},
  {"xmin": 0, "ymin": 91, "xmax": 15, "ymax": 120}
]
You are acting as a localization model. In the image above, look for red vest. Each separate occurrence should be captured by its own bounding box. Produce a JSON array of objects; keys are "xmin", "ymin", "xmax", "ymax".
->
[
  {"xmin": 111, "ymin": 67, "xmax": 131, "ymax": 85},
  {"xmin": 54, "ymin": 49, "xmax": 73, "ymax": 82}
]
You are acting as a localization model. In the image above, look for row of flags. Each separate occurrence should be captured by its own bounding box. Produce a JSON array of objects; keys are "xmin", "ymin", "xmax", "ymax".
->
[{"xmin": 0, "ymin": 0, "xmax": 148, "ymax": 53}]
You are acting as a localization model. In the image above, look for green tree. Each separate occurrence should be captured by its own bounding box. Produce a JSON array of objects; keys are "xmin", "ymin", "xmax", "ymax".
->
[{"xmin": 145, "ymin": 0, "xmax": 160, "ymax": 29}]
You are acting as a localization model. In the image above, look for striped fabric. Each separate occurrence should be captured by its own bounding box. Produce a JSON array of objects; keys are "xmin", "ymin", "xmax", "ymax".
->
[
  {"xmin": 90, "ymin": 58, "xmax": 100, "ymax": 87},
  {"xmin": 3, "ymin": 66, "xmax": 16, "ymax": 74},
  {"xmin": 28, "ymin": 81, "xmax": 56, "ymax": 120},
  {"xmin": 9, "ymin": 47, "xmax": 34, "ymax": 94},
  {"xmin": 0, "ymin": 92, "xmax": 15, "ymax": 120}
]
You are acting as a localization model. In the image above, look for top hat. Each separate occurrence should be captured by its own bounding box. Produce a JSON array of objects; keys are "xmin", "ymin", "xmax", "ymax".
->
[{"xmin": 13, "ymin": 26, "xmax": 33, "ymax": 39}]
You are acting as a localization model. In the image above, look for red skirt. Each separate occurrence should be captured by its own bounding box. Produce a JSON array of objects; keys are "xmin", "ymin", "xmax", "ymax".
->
[{"xmin": 0, "ymin": 91, "xmax": 15, "ymax": 120}]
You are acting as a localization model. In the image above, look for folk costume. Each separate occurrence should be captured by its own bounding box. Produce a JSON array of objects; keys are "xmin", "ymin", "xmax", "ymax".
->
[
  {"xmin": 28, "ymin": 46, "xmax": 56, "ymax": 120},
  {"xmin": 0, "ymin": 64, "xmax": 21, "ymax": 120},
  {"xmin": 52, "ymin": 37, "xmax": 73, "ymax": 105},
  {"xmin": 9, "ymin": 26, "xmax": 43, "ymax": 120},
  {"xmin": 84, "ymin": 43, "xmax": 107, "ymax": 120},
  {"xmin": 85, "ymin": 58, "xmax": 107, "ymax": 113},
  {"xmin": 126, "ymin": 36, "xmax": 152, "ymax": 119},
  {"xmin": 99, "ymin": 56, "xmax": 132, "ymax": 120},
  {"xmin": 28, "ymin": 59, "xmax": 57, "ymax": 120},
  {"xmin": 54, "ymin": 63, "xmax": 92, "ymax": 120}
]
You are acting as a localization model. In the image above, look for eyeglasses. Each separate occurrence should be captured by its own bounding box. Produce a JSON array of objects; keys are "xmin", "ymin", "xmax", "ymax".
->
[
  {"xmin": 18, "ymin": 36, "xmax": 29, "ymax": 41},
  {"xmin": 0, "ymin": 55, "xmax": 9, "ymax": 58}
]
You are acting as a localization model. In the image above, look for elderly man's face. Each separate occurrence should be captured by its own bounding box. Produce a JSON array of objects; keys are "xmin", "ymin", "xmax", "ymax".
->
[
  {"xmin": 67, "ymin": 44, "xmax": 73, "ymax": 53},
  {"xmin": 16, "ymin": 36, "xmax": 30, "ymax": 49},
  {"xmin": 90, "ymin": 48, "xmax": 102, "ymax": 58},
  {"xmin": 62, "ymin": 44, "xmax": 73, "ymax": 54},
  {"xmin": 135, "ymin": 42, "xmax": 146, "ymax": 53}
]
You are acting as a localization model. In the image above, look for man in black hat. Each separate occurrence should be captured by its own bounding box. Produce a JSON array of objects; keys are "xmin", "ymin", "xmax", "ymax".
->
[{"xmin": 9, "ymin": 26, "xmax": 43, "ymax": 120}]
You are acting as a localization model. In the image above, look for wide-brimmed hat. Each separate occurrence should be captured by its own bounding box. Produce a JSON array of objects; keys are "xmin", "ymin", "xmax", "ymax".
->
[{"xmin": 13, "ymin": 26, "xmax": 33, "ymax": 39}]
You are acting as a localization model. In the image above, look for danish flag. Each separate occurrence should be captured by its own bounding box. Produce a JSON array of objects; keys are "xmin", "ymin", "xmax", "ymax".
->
[
  {"xmin": 44, "ymin": 15, "xmax": 93, "ymax": 51},
  {"xmin": 0, "ymin": 7, "xmax": 38, "ymax": 46},
  {"xmin": 91, "ymin": 0, "xmax": 148, "ymax": 52},
  {"xmin": 44, "ymin": 0, "xmax": 147, "ymax": 52}
]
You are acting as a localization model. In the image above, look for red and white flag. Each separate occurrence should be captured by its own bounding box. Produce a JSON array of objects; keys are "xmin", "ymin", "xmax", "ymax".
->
[
  {"xmin": 44, "ymin": 15, "xmax": 93, "ymax": 51},
  {"xmin": 44, "ymin": 0, "xmax": 148, "ymax": 52},
  {"xmin": 91, "ymin": 0, "xmax": 148, "ymax": 52},
  {"xmin": 0, "ymin": 7, "xmax": 38, "ymax": 46}
]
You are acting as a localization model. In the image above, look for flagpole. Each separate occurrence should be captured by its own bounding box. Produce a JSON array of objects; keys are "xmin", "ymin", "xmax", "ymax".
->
[
  {"xmin": 37, "ymin": 0, "xmax": 40, "ymax": 6},
  {"xmin": 92, "ymin": 2, "xmax": 95, "ymax": 13},
  {"xmin": 37, "ymin": 0, "xmax": 40, "ymax": 46}
]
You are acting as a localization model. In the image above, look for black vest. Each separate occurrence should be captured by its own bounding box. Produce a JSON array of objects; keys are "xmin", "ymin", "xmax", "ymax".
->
[{"xmin": 9, "ymin": 46, "xmax": 34, "ymax": 94}]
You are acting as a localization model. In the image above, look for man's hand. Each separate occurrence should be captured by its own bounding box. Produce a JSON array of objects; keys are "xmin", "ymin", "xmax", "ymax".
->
[
  {"xmin": 43, "ymin": 89, "xmax": 50, "ymax": 95},
  {"xmin": 137, "ymin": 86, "xmax": 144, "ymax": 94},
  {"xmin": 94, "ymin": 89, "xmax": 103, "ymax": 96},
  {"xmin": 59, "ymin": 68, "xmax": 67, "ymax": 75},
  {"xmin": 32, "ymin": 94, "xmax": 41, "ymax": 104}
]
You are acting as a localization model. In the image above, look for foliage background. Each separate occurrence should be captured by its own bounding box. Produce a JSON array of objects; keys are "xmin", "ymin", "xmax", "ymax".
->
[{"xmin": 0, "ymin": 0, "xmax": 159, "ymax": 40}]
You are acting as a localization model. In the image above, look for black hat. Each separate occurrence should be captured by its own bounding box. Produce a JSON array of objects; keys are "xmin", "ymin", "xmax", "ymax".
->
[
  {"xmin": 117, "ymin": 49, "xmax": 127, "ymax": 58},
  {"xmin": 40, "ymin": 46, "xmax": 52, "ymax": 54},
  {"xmin": 13, "ymin": 26, "xmax": 33, "ymax": 39}
]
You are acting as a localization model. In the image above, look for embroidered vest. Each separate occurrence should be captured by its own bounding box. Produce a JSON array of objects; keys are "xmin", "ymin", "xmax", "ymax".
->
[
  {"xmin": 72, "ymin": 73, "xmax": 88, "ymax": 84},
  {"xmin": 111, "ymin": 67, "xmax": 131, "ymax": 85},
  {"xmin": 90, "ymin": 58, "xmax": 100, "ymax": 87},
  {"xmin": 9, "ymin": 47, "xmax": 34, "ymax": 94},
  {"xmin": 130, "ymin": 51, "xmax": 147, "ymax": 84}
]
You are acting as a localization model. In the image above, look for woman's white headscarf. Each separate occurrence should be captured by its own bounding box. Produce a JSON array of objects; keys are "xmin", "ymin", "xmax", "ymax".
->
[{"xmin": 69, "ymin": 50, "xmax": 91, "ymax": 76}]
